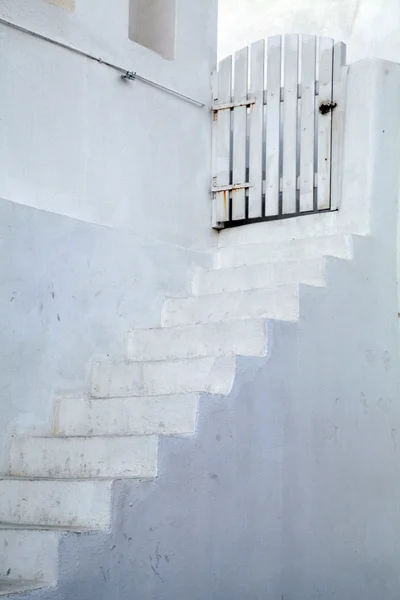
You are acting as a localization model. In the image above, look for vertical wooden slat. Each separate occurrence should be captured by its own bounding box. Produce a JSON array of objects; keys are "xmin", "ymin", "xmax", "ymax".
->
[
  {"xmin": 282, "ymin": 34, "xmax": 299, "ymax": 215},
  {"xmin": 265, "ymin": 35, "xmax": 282, "ymax": 217},
  {"xmin": 330, "ymin": 42, "xmax": 347, "ymax": 211},
  {"xmin": 317, "ymin": 37, "xmax": 334, "ymax": 210},
  {"xmin": 299, "ymin": 35, "xmax": 316, "ymax": 213},
  {"xmin": 214, "ymin": 55, "xmax": 232, "ymax": 224},
  {"xmin": 248, "ymin": 39, "xmax": 265, "ymax": 219},
  {"xmin": 232, "ymin": 47, "xmax": 249, "ymax": 220},
  {"xmin": 211, "ymin": 70, "xmax": 219, "ymax": 228}
]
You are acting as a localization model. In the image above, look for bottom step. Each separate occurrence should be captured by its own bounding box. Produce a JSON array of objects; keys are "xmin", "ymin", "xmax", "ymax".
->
[
  {"xmin": 0, "ymin": 579, "xmax": 52, "ymax": 596},
  {"xmin": 0, "ymin": 528, "xmax": 58, "ymax": 586}
]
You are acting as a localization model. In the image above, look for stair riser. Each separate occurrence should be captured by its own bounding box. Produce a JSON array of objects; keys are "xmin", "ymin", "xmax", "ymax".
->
[
  {"xmin": 217, "ymin": 213, "xmax": 340, "ymax": 247},
  {"xmin": 56, "ymin": 395, "xmax": 198, "ymax": 437},
  {"xmin": 127, "ymin": 320, "xmax": 267, "ymax": 361},
  {"xmin": 0, "ymin": 480, "xmax": 112, "ymax": 529},
  {"xmin": 0, "ymin": 530, "xmax": 58, "ymax": 583},
  {"xmin": 162, "ymin": 287, "xmax": 300, "ymax": 327},
  {"xmin": 193, "ymin": 259, "xmax": 325, "ymax": 295},
  {"xmin": 10, "ymin": 437, "xmax": 158, "ymax": 479},
  {"xmin": 217, "ymin": 235, "xmax": 352, "ymax": 268},
  {"xmin": 92, "ymin": 356, "xmax": 236, "ymax": 398}
]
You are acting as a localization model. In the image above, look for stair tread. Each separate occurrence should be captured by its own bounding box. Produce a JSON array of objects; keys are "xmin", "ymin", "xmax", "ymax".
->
[
  {"xmin": 0, "ymin": 579, "xmax": 52, "ymax": 595},
  {"xmin": 167, "ymin": 282, "xmax": 300, "ymax": 300},
  {"xmin": 204, "ymin": 256, "xmax": 324, "ymax": 274},
  {"xmin": 92, "ymin": 355, "xmax": 236, "ymax": 398},
  {"xmin": 10, "ymin": 435, "xmax": 158, "ymax": 479},
  {"xmin": 0, "ymin": 522, "xmax": 98, "ymax": 532},
  {"xmin": 56, "ymin": 394, "xmax": 198, "ymax": 437},
  {"xmin": 217, "ymin": 214, "xmax": 340, "ymax": 246}
]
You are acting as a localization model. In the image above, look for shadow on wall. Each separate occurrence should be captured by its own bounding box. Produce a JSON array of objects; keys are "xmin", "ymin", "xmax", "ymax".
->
[{"xmin": 31, "ymin": 236, "xmax": 400, "ymax": 600}]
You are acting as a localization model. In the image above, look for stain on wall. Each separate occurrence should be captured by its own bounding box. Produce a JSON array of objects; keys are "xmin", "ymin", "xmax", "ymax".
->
[{"xmin": 45, "ymin": 0, "xmax": 75, "ymax": 11}]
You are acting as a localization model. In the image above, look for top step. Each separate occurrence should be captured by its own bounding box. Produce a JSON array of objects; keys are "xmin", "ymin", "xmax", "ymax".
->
[
  {"xmin": 216, "ymin": 234, "xmax": 352, "ymax": 269},
  {"xmin": 218, "ymin": 213, "xmax": 340, "ymax": 247}
]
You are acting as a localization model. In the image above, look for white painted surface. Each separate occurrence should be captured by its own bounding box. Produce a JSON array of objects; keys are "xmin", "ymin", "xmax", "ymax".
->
[
  {"xmin": 10, "ymin": 436, "xmax": 158, "ymax": 479},
  {"xmin": 0, "ymin": 580, "xmax": 52, "ymax": 596},
  {"xmin": 129, "ymin": 0, "xmax": 177, "ymax": 60},
  {"xmin": 299, "ymin": 35, "xmax": 316, "ymax": 212},
  {"xmin": 0, "ymin": 479, "xmax": 112, "ymax": 529},
  {"xmin": 265, "ymin": 36, "xmax": 282, "ymax": 217},
  {"xmin": 92, "ymin": 356, "xmax": 236, "ymax": 398},
  {"xmin": 0, "ymin": 0, "xmax": 216, "ymax": 473},
  {"xmin": 56, "ymin": 395, "xmax": 199, "ymax": 437},
  {"xmin": 330, "ymin": 42, "xmax": 348, "ymax": 210},
  {"xmin": 232, "ymin": 47, "xmax": 248, "ymax": 220},
  {"xmin": 0, "ymin": 0, "xmax": 217, "ymax": 250},
  {"xmin": 193, "ymin": 258, "xmax": 326, "ymax": 295},
  {"xmin": 162, "ymin": 285, "xmax": 300, "ymax": 327},
  {"xmin": 282, "ymin": 34, "xmax": 299, "ymax": 215},
  {"xmin": 214, "ymin": 55, "xmax": 232, "ymax": 224},
  {"xmin": 128, "ymin": 320, "xmax": 268, "ymax": 361},
  {"xmin": 0, "ymin": 201, "xmax": 212, "ymax": 473},
  {"xmin": 218, "ymin": 211, "xmax": 341, "ymax": 246},
  {"xmin": 0, "ymin": 529, "xmax": 58, "ymax": 584},
  {"xmin": 317, "ymin": 37, "xmax": 334, "ymax": 210},
  {"xmin": 219, "ymin": 0, "xmax": 400, "ymax": 66},
  {"xmin": 248, "ymin": 40, "xmax": 265, "ymax": 218},
  {"xmin": 217, "ymin": 234, "xmax": 353, "ymax": 268}
]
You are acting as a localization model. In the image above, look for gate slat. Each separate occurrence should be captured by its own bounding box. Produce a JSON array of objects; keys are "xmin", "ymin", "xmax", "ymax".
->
[
  {"xmin": 214, "ymin": 55, "xmax": 232, "ymax": 224},
  {"xmin": 299, "ymin": 35, "xmax": 316, "ymax": 213},
  {"xmin": 317, "ymin": 37, "xmax": 334, "ymax": 210},
  {"xmin": 265, "ymin": 35, "xmax": 282, "ymax": 217},
  {"xmin": 211, "ymin": 70, "xmax": 219, "ymax": 227},
  {"xmin": 282, "ymin": 34, "xmax": 299, "ymax": 215},
  {"xmin": 330, "ymin": 42, "xmax": 347, "ymax": 211},
  {"xmin": 232, "ymin": 47, "xmax": 249, "ymax": 220},
  {"xmin": 248, "ymin": 39, "xmax": 265, "ymax": 219}
]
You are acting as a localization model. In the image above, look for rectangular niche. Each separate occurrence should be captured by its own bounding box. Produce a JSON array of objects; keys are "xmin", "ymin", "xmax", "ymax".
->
[{"xmin": 129, "ymin": 0, "xmax": 177, "ymax": 60}]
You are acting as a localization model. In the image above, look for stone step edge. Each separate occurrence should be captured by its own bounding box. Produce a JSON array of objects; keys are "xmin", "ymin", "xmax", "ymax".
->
[
  {"xmin": 160, "ymin": 281, "xmax": 331, "ymax": 307},
  {"xmin": 199, "ymin": 255, "xmax": 327, "ymax": 277},
  {"xmin": 0, "ymin": 522, "xmax": 97, "ymax": 533},
  {"xmin": 0, "ymin": 579, "xmax": 54, "ymax": 596}
]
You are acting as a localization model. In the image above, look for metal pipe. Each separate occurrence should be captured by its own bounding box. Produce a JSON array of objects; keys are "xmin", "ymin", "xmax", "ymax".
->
[{"xmin": 0, "ymin": 16, "xmax": 206, "ymax": 108}]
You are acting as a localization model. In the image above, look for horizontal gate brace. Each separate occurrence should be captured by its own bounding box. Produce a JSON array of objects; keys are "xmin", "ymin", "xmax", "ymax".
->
[
  {"xmin": 213, "ymin": 98, "xmax": 256, "ymax": 111},
  {"xmin": 213, "ymin": 82, "xmax": 321, "ymax": 111},
  {"xmin": 212, "ymin": 182, "xmax": 253, "ymax": 192}
]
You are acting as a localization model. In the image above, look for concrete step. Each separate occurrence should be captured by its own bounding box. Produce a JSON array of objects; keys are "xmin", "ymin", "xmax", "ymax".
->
[
  {"xmin": 0, "ymin": 528, "xmax": 58, "ymax": 587},
  {"xmin": 217, "ymin": 234, "xmax": 352, "ymax": 268},
  {"xmin": 0, "ymin": 479, "xmax": 112, "ymax": 529},
  {"xmin": 127, "ymin": 319, "xmax": 268, "ymax": 361},
  {"xmin": 162, "ymin": 284, "xmax": 300, "ymax": 327},
  {"xmin": 217, "ymin": 212, "xmax": 340, "ymax": 247},
  {"xmin": 193, "ymin": 257, "xmax": 325, "ymax": 295},
  {"xmin": 10, "ymin": 436, "xmax": 158, "ymax": 479},
  {"xmin": 0, "ymin": 579, "xmax": 52, "ymax": 596},
  {"xmin": 56, "ymin": 394, "xmax": 199, "ymax": 437},
  {"xmin": 92, "ymin": 356, "xmax": 236, "ymax": 398}
]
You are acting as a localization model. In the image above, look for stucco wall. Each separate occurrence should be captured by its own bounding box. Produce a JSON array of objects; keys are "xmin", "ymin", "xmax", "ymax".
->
[
  {"xmin": 9, "ymin": 57, "xmax": 400, "ymax": 600},
  {"xmin": 0, "ymin": 198, "xmax": 211, "ymax": 473},
  {"xmin": 0, "ymin": 0, "xmax": 216, "ymax": 471},
  {"xmin": 0, "ymin": 0, "xmax": 217, "ymax": 249},
  {"xmin": 219, "ymin": 0, "xmax": 400, "ymax": 64},
  {"xmin": 11, "ymin": 201, "xmax": 400, "ymax": 600}
]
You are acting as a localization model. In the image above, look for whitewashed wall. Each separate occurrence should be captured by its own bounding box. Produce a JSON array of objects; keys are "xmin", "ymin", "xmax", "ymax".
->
[
  {"xmin": 0, "ymin": 0, "xmax": 217, "ymax": 471},
  {"xmin": 219, "ymin": 0, "xmax": 400, "ymax": 64},
  {"xmin": 0, "ymin": 0, "xmax": 217, "ymax": 249}
]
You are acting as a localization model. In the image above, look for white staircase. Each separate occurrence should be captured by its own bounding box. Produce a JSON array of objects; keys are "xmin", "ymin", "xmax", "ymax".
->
[{"xmin": 0, "ymin": 227, "xmax": 354, "ymax": 595}]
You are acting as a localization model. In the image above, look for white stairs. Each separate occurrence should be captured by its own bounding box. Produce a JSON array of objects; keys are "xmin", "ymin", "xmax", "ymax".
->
[{"xmin": 0, "ymin": 228, "xmax": 354, "ymax": 595}]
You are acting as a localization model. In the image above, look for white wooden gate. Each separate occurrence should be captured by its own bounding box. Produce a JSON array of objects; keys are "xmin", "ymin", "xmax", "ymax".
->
[{"xmin": 212, "ymin": 34, "xmax": 347, "ymax": 228}]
